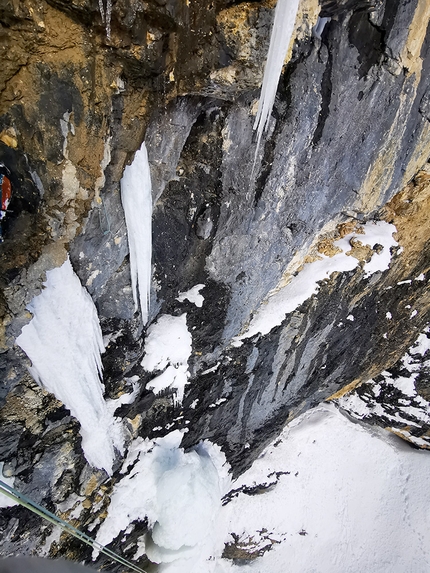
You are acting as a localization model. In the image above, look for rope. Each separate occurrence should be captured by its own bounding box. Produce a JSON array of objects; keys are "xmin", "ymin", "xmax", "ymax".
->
[{"xmin": 0, "ymin": 479, "xmax": 147, "ymax": 573}]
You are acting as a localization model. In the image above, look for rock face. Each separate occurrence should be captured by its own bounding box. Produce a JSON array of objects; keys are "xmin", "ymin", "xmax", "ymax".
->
[{"xmin": 0, "ymin": 0, "xmax": 429, "ymax": 567}]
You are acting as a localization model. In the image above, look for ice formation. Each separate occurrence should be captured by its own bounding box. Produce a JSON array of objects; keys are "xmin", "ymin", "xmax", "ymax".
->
[
  {"xmin": 16, "ymin": 258, "xmax": 122, "ymax": 475},
  {"xmin": 253, "ymin": 0, "xmax": 301, "ymax": 148},
  {"xmin": 94, "ymin": 431, "xmax": 230, "ymax": 572},
  {"xmin": 121, "ymin": 142, "xmax": 153, "ymax": 324},
  {"xmin": 141, "ymin": 314, "xmax": 192, "ymax": 405},
  {"xmin": 98, "ymin": 0, "xmax": 112, "ymax": 40}
]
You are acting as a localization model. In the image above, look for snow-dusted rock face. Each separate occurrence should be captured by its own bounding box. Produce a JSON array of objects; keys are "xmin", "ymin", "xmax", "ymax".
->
[{"xmin": 0, "ymin": 0, "xmax": 430, "ymax": 569}]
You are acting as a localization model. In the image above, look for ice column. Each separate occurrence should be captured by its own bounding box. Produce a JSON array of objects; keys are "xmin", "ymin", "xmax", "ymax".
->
[
  {"xmin": 121, "ymin": 142, "xmax": 153, "ymax": 325},
  {"xmin": 253, "ymin": 0, "xmax": 301, "ymax": 147}
]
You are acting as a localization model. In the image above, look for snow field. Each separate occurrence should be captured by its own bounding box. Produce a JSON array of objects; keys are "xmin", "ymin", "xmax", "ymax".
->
[{"xmin": 217, "ymin": 404, "xmax": 430, "ymax": 573}]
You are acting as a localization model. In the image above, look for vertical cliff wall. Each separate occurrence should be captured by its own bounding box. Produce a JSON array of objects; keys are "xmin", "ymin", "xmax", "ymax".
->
[{"xmin": 0, "ymin": 0, "xmax": 429, "ymax": 567}]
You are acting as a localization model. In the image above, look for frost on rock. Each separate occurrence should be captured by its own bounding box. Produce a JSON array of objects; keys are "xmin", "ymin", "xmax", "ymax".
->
[
  {"xmin": 121, "ymin": 142, "xmax": 152, "ymax": 324},
  {"xmin": 141, "ymin": 314, "xmax": 192, "ymax": 404},
  {"xmin": 336, "ymin": 328, "xmax": 430, "ymax": 448},
  {"xmin": 236, "ymin": 221, "xmax": 398, "ymax": 341},
  {"xmin": 253, "ymin": 0, "xmax": 301, "ymax": 149},
  {"xmin": 16, "ymin": 258, "xmax": 122, "ymax": 475},
  {"xmin": 94, "ymin": 431, "xmax": 231, "ymax": 573}
]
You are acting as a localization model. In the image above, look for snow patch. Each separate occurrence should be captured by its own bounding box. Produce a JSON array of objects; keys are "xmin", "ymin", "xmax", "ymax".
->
[
  {"xmin": 337, "ymin": 328, "xmax": 430, "ymax": 443},
  {"xmin": 409, "ymin": 329, "xmax": 430, "ymax": 356},
  {"xmin": 121, "ymin": 142, "xmax": 152, "ymax": 324},
  {"xmin": 176, "ymin": 284, "xmax": 205, "ymax": 308},
  {"xmin": 237, "ymin": 222, "xmax": 397, "ymax": 340},
  {"xmin": 142, "ymin": 314, "xmax": 192, "ymax": 404},
  {"xmin": 16, "ymin": 258, "xmax": 122, "ymax": 475},
  {"xmin": 0, "ymin": 463, "xmax": 18, "ymax": 508},
  {"xmin": 253, "ymin": 0, "xmax": 301, "ymax": 148}
]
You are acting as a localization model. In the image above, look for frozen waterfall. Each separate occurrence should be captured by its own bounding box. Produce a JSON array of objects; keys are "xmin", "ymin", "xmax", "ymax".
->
[
  {"xmin": 120, "ymin": 142, "xmax": 153, "ymax": 325},
  {"xmin": 16, "ymin": 258, "xmax": 122, "ymax": 475}
]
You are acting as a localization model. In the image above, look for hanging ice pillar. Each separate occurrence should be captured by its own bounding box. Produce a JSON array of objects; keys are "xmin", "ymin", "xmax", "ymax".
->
[
  {"xmin": 253, "ymin": 0, "xmax": 301, "ymax": 147},
  {"xmin": 120, "ymin": 142, "xmax": 153, "ymax": 325}
]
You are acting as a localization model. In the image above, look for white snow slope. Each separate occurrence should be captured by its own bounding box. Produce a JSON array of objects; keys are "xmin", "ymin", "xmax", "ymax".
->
[
  {"xmin": 121, "ymin": 142, "xmax": 153, "ymax": 324},
  {"xmin": 92, "ymin": 402, "xmax": 430, "ymax": 573},
  {"xmin": 218, "ymin": 404, "xmax": 430, "ymax": 573},
  {"xmin": 16, "ymin": 258, "xmax": 122, "ymax": 475}
]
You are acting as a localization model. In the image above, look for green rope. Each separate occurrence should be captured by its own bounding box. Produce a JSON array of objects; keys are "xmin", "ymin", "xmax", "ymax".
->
[{"xmin": 0, "ymin": 479, "xmax": 147, "ymax": 573}]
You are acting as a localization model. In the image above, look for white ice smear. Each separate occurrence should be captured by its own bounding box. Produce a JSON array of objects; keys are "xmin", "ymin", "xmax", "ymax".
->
[
  {"xmin": 121, "ymin": 142, "xmax": 152, "ymax": 324},
  {"xmin": 237, "ymin": 221, "xmax": 397, "ymax": 341},
  {"xmin": 0, "ymin": 463, "xmax": 18, "ymax": 508},
  {"xmin": 176, "ymin": 284, "xmax": 205, "ymax": 308},
  {"xmin": 94, "ymin": 431, "xmax": 231, "ymax": 573},
  {"xmin": 141, "ymin": 314, "xmax": 192, "ymax": 404},
  {"xmin": 219, "ymin": 403, "xmax": 430, "ymax": 573},
  {"xmin": 253, "ymin": 0, "xmax": 301, "ymax": 147},
  {"xmin": 16, "ymin": 258, "xmax": 122, "ymax": 475}
]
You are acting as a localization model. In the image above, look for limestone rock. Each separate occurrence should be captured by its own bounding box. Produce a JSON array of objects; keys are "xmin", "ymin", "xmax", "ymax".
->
[{"xmin": 0, "ymin": 0, "xmax": 429, "ymax": 567}]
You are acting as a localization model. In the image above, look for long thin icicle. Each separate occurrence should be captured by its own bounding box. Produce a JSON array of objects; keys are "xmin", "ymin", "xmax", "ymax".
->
[
  {"xmin": 98, "ymin": 0, "xmax": 112, "ymax": 40},
  {"xmin": 253, "ymin": 0, "xmax": 301, "ymax": 148},
  {"xmin": 121, "ymin": 142, "xmax": 152, "ymax": 325}
]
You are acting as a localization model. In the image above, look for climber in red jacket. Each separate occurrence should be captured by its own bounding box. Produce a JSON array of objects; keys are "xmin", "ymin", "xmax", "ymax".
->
[{"xmin": 0, "ymin": 163, "xmax": 12, "ymax": 242}]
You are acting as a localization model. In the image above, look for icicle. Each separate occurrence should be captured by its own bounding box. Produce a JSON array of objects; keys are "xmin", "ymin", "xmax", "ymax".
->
[
  {"xmin": 98, "ymin": 0, "xmax": 105, "ymax": 23},
  {"xmin": 98, "ymin": 0, "xmax": 112, "ymax": 40},
  {"xmin": 120, "ymin": 142, "xmax": 153, "ymax": 325},
  {"xmin": 16, "ymin": 258, "xmax": 122, "ymax": 475},
  {"xmin": 253, "ymin": 0, "xmax": 301, "ymax": 156},
  {"xmin": 105, "ymin": 0, "xmax": 112, "ymax": 40}
]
